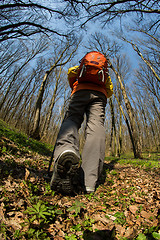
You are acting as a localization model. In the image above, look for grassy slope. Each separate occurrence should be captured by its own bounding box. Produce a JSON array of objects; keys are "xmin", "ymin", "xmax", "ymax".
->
[
  {"xmin": 0, "ymin": 119, "xmax": 53, "ymax": 156},
  {"xmin": 0, "ymin": 119, "xmax": 160, "ymax": 240}
]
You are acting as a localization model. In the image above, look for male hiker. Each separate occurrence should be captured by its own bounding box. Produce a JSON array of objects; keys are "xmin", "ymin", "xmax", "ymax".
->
[{"xmin": 50, "ymin": 51, "xmax": 113, "ymax": 194}]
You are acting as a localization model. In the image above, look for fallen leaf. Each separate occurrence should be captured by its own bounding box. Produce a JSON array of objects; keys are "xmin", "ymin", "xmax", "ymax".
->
[
  {"xmin": 7, "ymin": 219, "xmax": 22, "ymax": 230},
  {"xmin": 0, "ymin": 203, "xmax": 5, "ymax": 221},
  {"xmin": 17, "ymin": 199, "xmax": 25, "ymax": 207},
  {"xmin": 141, "ymin": 210, "xmax": 154, "ymax": 219},
  {"xmin": 115, "ymin": 224, "xmax": 125, "ymax": 236},
  {"xmin": 7, "ymin": 211, "xmax": 15, "ymax": 217},
  {"xmin": 124, "ymin": 226, "xmax": 137, "ymax": 239},
  {"xmin": 129, "ymin": 205, "xmax": 138, "ymax": 215},
  {"xmin": 93, "ymin": 213, "xmax": 110, "ymax": 224},
  {"xmin": 25, "ymin": 168, "xmax": 30, "ymax": 181}
]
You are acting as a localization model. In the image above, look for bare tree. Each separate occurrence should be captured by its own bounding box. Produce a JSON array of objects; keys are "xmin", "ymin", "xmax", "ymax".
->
[
  {"xmin": 60, "ymin": 0, "xmax": 160, "ymax": 32},
  {"xmin": 85, "ymin": 32, "xmax": 142, "ymax": 158},
  {"xmin": 108, "ymin": 97, "xmax": 119, "ymax": 157},
  {"xmin": 0, "ymin": 0, "xmax": 68, "ymax": 42},
  {"xmin": 48, "ymin": 82, "xmax": 71, "ymax": 146},
  {"xmin": 122, "ymin": 36, "xmax": 160, "ymax": 84},
  {"xmin": 30, "ymin": 39, "xmax": 80, "ymax": 139},
  {"xmin": 111, "ymin": 60, "xmax": 142, "ymax": 158},
  {"xmin": 0, "ymin": 37, "xmax": 47, "ymax": 113},
  {"xmin": 41, "ymin": 67, "xmax": 65, "ymax": 138}
]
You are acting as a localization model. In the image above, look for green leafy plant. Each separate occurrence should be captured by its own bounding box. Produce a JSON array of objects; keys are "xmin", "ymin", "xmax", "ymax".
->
[
  {"xmin": 1, "ymin": 146, "xmax": 7, "ymax": 154},
  {"xmin": 111, "ymin": 170, "xmax": 118, "ymax": 175},
  {"xmin": 136, "ymin": 233, "xmax": 147, "ymax": 240},
  {"xmin": 136, "ymin": 228, "xmax": 160, "ymax": 240},
  {"xmin": 67, "ymin": 200, "xmax": 85, "ymax": 216},
  {"xmin": 87, "ymin": 192, "xmax": 94, "ymax": 200},
  {"xmin": 27, "ymin": 181, "xmax": 40, "ymax": 196},
  {"xmin": 0, "ymin": 222, "xmax": 7, "ymax": 239},
  {"xmin": 152, "ymin": 232, "xmax": 160, "ymax": 240},
  {"xmin": 114, "ymin": 211, "xmax": 126, "ymax": 225},
  {"xmin": 65, "ymin": 234, "xmax": 77, "ymax": 240},
  {"xmin": 44, "ymin": 183, "xmax": 53, "ymax": 196},
  {"xmin": 13, "ymin": 229, "xmax": 24, "ymax": 239},
  {"xmin": 25, "ymin": 201, "xmax": 55, "ymax": 224},
  {"xmin": 0, "ymin": 119, "xmax": 53, "ymax": 156},
  {"xmin": 82, "ymin": 215, "xmax": 95, "ymax": 231},
  {"xmin": 25, "ymin": 228, "xmax": 50, "ymax": 240},
  {"xmin": 70, "ymin": 223, "xmax": 82, "ymax": 232}
]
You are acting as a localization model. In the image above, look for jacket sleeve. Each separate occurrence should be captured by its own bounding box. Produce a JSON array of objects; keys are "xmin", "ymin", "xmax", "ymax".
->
[
  {"xmin": 105, "ymin": 75, "xmax": 113, "ymax": 98},
  {"xmin": 67, "ymin": 66, "xmax": 79, "ymax": 89}
]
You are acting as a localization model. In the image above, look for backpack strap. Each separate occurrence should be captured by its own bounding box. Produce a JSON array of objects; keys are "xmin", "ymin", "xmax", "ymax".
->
[
  {"xmin": 98, "ymin": 69, "xmax": 105, "ymax": 82},
  {"xmin": 79, "ymin": 64, "xmax": 86, "ymax": 78}
]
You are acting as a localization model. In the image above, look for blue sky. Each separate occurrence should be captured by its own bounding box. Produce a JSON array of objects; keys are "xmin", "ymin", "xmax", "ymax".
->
[{"xmin": 32, "ymin": 1, "xmax": 142, "ymax": 78}]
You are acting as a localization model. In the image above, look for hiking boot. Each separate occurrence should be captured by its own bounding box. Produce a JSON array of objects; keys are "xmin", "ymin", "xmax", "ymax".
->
[
  {"xmin": 50, "ymin": 150, "xmax": 80, "ymax": 194},
  {"xmin": 85, "ymin": 186, "xmax": 95, "ymax": 194}
]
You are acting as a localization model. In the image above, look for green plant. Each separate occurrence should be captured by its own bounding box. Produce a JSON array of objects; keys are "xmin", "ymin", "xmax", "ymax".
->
[
  {"xmin": 27, "ymin": 181, "xmax": 40, "ymax": 195},
  {"xmin": 108, "ymin": 179, "xmax": 114, "ymax": 184},
  {"xmin": 139, "ymin": 205, "xmax": 143, "ymax": 213},
  {"xmin": 13, "ymin": 229, "xmax": 24, "ymax": 239},
  {"xmin": 70, "ymin": 223, "xmax": 82, "ymax": 232},
  {"xmin": 111, "ymin": 170, "xmax": 118, "ymax": 175},
  {"xmin": 100, "ymin": 192, "xmax": 104, "ymax": 197},
  {"xmin": 114, "ymin": 211, "xmax": 126, "ymax": 225},
  {"xmin": 152, "ymin": 232, "xmax": 160, "ymax": 240},
  {"xmin": 65, "ymin": 234, "xmax": 77, "ymax": 240},
  {"xmin": 0, "ymin": 222, "xmax": 7, "ymax": 239},
  {"xmin": 1, "ymin": 146, "xmax": 7, "ymax": 154},
  {"xmin": 67, "ymin": 200, "xmax": 85, "ymax": 216},
  {"xmin": 44, "ymin": 183, "xmax": 55, "ymax": 196},
  {"xmin": 87, "ymin": 192, "xmax": 94, "ymax": 200},
  {"xmin": 138, "ymin": 227, "xmax": 160, "ymax": 240},
  {"xmin": 25, "ymin": 228, "xmax": 50, "ymax": 240},
  {"xmin": 82, "ymin": 215, "xmax": 95, "ymax": 231},
  {"xmin": 25, "ymin": 201, "xmax": 55, "ymax": 224},
  {"xmin": 131, "ymin": 197, "xmax": 135, "ymax": 202},
  {"xmin": 0, "ymin": 119, "xmax": 53, "ymax": 156},
  {"xmin": 136, "ymin": 233, "xmax": 147, "ymax": 240}
]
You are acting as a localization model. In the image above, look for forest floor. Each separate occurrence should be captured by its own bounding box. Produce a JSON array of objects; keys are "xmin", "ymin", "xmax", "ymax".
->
[{"xmin": 0, "ymin": 119, "xmax": 160, "ymax": 240}]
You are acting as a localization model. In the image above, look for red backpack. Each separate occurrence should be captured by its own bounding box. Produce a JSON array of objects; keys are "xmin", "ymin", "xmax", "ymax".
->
[{"xmin": 78, "ymin": 51, "xmax": 108, "ymax": 86}]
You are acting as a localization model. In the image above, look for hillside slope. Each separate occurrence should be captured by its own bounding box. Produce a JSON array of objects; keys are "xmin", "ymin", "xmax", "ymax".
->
[{"xmin": 0, "ymin": 120, "xmax": 160, "ymax": 240}]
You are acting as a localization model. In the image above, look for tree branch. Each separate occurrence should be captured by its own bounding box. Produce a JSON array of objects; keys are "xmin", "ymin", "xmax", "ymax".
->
[
  {"xmin": 0, "ymin": 22, "xmax": 67, "ymax": 37},
  {"xmin": 0, "ymin": 2, "xmax": 62, "ymax": 15}
]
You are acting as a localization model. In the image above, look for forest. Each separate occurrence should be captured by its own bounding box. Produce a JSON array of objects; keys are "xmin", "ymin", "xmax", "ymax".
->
[
  {"xmin": 0, "ymin": 1, "xmax": 160, "ymax": 239},
  {"xmin": 0, "ymin": 0, "xmax": 159, "ymax": 158}
]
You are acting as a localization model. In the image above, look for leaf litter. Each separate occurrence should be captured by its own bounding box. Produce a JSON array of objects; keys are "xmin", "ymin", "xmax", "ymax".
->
[{"xmin": 0, "ymin": 139, "xmax": 160, "ymax": 239}]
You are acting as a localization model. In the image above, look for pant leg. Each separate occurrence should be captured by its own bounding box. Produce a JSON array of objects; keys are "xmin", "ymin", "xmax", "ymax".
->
[
  {"xmin": 81, "ymin": 92, "xmax": 107, "ymax": 189},
  {"xmin": 53, "ymin": 91, "xmax": 89, "ymax": 160}
]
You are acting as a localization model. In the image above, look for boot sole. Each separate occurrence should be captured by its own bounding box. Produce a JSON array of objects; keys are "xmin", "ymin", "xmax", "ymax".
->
[{"xmin": 50, "ymin": 150, "xmax": 79, "ymax": 194}]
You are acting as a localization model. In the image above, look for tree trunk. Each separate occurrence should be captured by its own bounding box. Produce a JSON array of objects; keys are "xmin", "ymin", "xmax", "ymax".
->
[
  {"xmin": 109, "ymin": 98, "xmax": 117, "ymax": 156},
  {"xmin": 114, "ymin": 93, "xmax": 138, "ymax": 157},
  {"xmin": 123, "ymin": 39, "xmax": 160, "ymax": 83},
  {"xmin": 30, "ymin": 70, "xmax": 49, "ymax": 140},
  {"xmin": 118, "ymin": 109, "xmax": 122, "ymax": 157},
  {"xmin": 111, "ymin": 62, "xmax": 142, "ymax": 158},
  {"xmin": 31, "ymin": 43, "xmax": 78, "ymax": 139},
  {"xmin": 41, "ymin": 67, "xmax": 62, "ymax": 138}
]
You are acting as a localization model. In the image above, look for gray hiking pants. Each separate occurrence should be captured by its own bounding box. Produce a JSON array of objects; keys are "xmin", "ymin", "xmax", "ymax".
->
[{"xmin": 54, "ymin": 90, "xmax": 107, "ymax": 189}]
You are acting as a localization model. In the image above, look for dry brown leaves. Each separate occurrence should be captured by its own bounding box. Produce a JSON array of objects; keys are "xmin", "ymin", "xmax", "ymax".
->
[{"xmin": 0, "ymin": 151, "xmax": 160, "ymax": 239}]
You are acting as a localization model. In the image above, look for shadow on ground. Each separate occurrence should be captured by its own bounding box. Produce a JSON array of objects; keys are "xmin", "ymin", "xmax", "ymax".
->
[
  {"xmin": 83, "ymin": 227, "xmax": 116, "ymax": 240},
  {"xmin": 0, "ymin": 158, "xmax": 50, "ymax": 183},
  {"xmin": 97, "ymin": 159, "xmax": 119, "ymax": 187}
]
